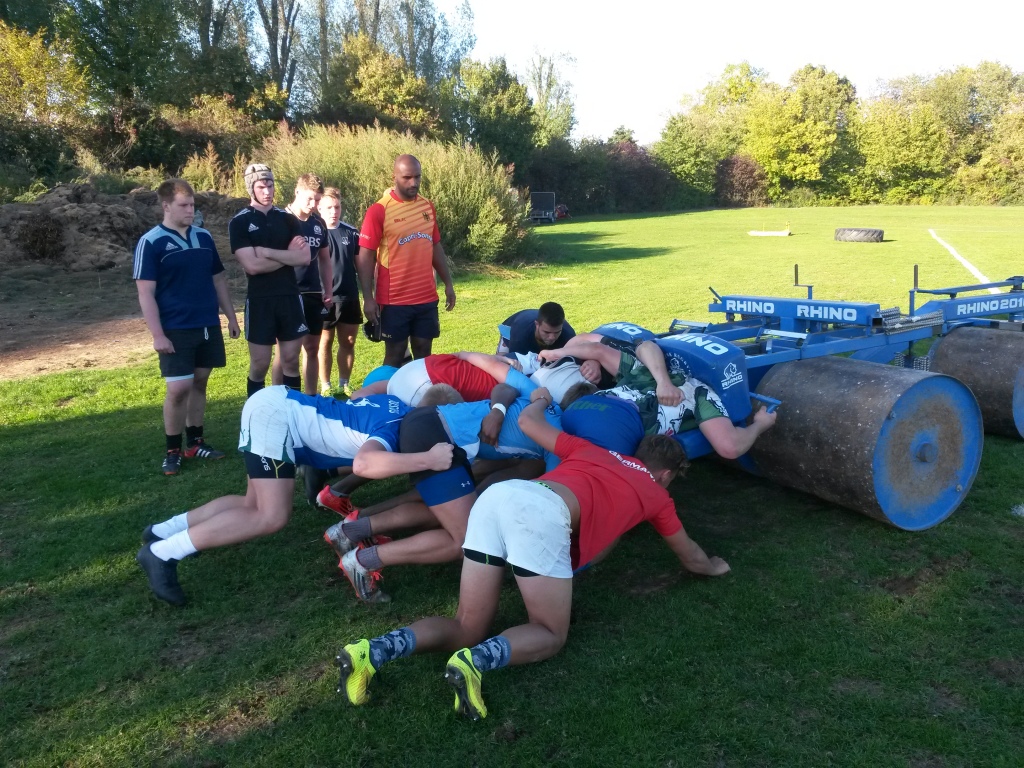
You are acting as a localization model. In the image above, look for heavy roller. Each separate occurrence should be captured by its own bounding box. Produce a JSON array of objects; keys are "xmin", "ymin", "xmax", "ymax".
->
[{"xmin": 587, "ymin": 269, "xmax": 1022, "ymax": 530}]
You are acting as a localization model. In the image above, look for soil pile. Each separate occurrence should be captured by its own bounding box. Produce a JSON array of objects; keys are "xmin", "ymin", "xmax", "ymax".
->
[
  {"xmin": 0, "ymin": 183, "xmax": 249, "ymax": 380},
  {"xmin": 0, "ymin": 184, "xmax": 246, "ymax": 272}
]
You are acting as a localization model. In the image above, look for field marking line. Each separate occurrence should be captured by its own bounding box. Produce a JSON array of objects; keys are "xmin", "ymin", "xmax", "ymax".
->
[{"xmin": 928, "ymin": 229, "xmax": 1001, "ymax": 294}]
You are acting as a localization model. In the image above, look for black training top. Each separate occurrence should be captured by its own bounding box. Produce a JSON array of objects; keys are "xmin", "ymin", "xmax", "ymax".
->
[
  {"xmin": 326, "ymin": 222, "xmax": 361, "ymax": 299},
  {"xmin": 502, "ymin": 308, "xmax": 576, "ymax": 354},
  {"xmin": 228, "ymin": 205, "xmax": 303, "ymax": 298},
  {"xmin": 293, "ymin": 211, "xmax": 329, "ymax": 294}
]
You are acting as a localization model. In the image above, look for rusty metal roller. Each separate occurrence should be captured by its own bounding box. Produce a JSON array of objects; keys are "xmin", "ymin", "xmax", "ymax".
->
[
  {"xmin": 929, "ymin": 326, "xmax": 1024, "ymax": 439},
  {"xmin": 750, "ymin": 357, "xmax": 983, "ymax": 530}
]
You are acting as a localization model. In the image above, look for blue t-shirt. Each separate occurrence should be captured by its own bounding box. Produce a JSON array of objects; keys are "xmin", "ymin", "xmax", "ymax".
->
[
  {"xmin": 477, "ymin": 400, "xmax": 563, "ymax": 461},
  {"xmin": 294, "ymin": 212, "xmax": 329, "ymax": 293},
  {"xmin": 284, "ymin": 391, "xmax": 408, "ymax": 468},
  {"xmin": 501, "ymin": 309, "xmax": 576, "ymax": 355},
  {"xmin": 562, "ymin": 395, "xmax": 645, "ymax": 456},
  {"xmin": 133, "ymin": 224, "xmax": 224, "ymax": 330}
]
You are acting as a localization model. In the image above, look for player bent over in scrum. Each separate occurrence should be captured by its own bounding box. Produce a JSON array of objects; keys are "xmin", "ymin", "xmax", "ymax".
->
[
  {"xmin": 334, "ymin": 387, "xmax": 729, "ymax": 720},
  {"xmin": 136, "ymin": 386, "xmax": 453, "ymax": 606}
]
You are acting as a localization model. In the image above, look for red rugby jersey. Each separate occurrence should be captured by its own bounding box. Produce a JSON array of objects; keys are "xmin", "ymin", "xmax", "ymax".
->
[
  {"xmin": 541, "ymin": 433, "xmax": 682, "ymax": 569},
  {"xmin": 359, "ymin": 190, "xmax": 442, "ymax": 305}
]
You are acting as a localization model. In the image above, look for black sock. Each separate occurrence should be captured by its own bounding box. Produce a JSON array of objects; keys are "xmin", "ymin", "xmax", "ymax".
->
[
  {"xmin": 282, "ymin": 374, "xmax": 301, "ymax": 390},
  {"xmin": 185, "ymin": 425, "xmax": 203, "ymax": 446},
  {"xmin": 166, "ymin": 434, "xmax": 183, "ymax": 453},
  {"xmin": 247, "ymin": 377, "xmax": 264, "ymax": 397}
]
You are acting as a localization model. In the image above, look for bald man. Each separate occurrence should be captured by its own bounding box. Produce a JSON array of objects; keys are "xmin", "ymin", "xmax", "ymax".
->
[{"xmin": 356, "ymin": 154, "xmax": 456, "ymax": 367}]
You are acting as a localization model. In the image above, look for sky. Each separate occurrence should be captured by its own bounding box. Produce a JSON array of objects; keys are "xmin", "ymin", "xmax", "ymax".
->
[{"xmin": 443, "ymin": 0, "xmax": 1024, "ymax": 145}]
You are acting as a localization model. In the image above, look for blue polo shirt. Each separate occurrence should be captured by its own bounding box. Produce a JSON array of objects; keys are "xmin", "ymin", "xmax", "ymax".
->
[{"xmin": 133, "ymin": 224, "xmax": 224, "ymax": 330}]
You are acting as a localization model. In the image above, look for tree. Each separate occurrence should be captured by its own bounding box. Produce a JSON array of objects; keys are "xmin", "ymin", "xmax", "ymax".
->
[
  {"xmin": 451, "ymin": 58, "xmax": 534, "ymax": 172},
  {"xmin": 740, "ymin": 66, "xmax": 856, "ymax": 199},
  {"xmin": 527, "ymin": 53, "xmax": 575, "ymax": 146},
  {"xmin": 608, "ymin": 125, "xmax": 635, "ymax": 145},
  {"xmin": 177, "ymin": 0, "xmax": 270, "ymax": 108},
  {"xmin": 322, "ymin": 32, "xmax": 437, "ymax": 133},
  {"xmin": 850, "ymin": 97, "xmax": 952, "ymax": 202},
  {"xmin": 60, "ymin": 0, "xmax": 182, "ymax": 106},
  {"xmin": 251, "ymin": 0, "xmax": 302, "ymax": 97},
  {"xmin": 653, "ymin": 63, "xmax": 766, "ymax": 197},
  {"xmin": 0, "ymin": 20, "xmax": 88, "ymax": 125},
  {"xmin": 0, "ymin": 0, "xmax": 63, "ymax": 36},
  {"xmin": 383, "ymin": 0, "xmax": 474, "ymax": 86}
]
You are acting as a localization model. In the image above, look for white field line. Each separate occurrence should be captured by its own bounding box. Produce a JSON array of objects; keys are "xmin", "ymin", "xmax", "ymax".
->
[{"xmin": 928, "ymin": 229, "xmax": 1002, "ymax": 294}]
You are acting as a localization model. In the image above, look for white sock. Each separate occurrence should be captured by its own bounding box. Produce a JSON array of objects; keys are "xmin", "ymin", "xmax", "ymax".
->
[
  {"xmin": 151, "ymin": 530, "xmax": 198, "ymax": 561},
  {"xmin": 151, "ymin": 512, "xmax": 189, "ymax": 540},
  {"xmin": 338, "ymin": 378, "xmax": 348, "ymax": 387}
]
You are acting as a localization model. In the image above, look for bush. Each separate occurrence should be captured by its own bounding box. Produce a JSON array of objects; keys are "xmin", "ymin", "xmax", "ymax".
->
[
  {"xmin": 181, "ymin": 144, "xmax": 233, "ymax": 194},
  {"xmin": 714, "ymin": 154, "xmax": 767, "ymax": 207},
  {"xmin": 0, "ymin": 120, "xmax": 79, "ymax": 202},
  {"xmin": 250, "ymin": 123, "xmax": 530, "ymax": 264}
]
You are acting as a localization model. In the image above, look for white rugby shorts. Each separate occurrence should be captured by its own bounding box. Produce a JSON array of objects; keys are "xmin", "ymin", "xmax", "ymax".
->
[{"xmin": 464, "ymin": 479, "xmax": 573, "ymax": 578}]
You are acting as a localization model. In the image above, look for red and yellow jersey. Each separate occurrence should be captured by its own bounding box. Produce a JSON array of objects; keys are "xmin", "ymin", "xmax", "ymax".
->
[{"xmin": 359, "ymin": 190, "xmax": 442, "ymax": 305}]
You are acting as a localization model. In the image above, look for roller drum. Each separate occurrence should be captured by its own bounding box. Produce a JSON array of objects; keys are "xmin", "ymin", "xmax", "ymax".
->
[
  {"xmin": 929, "ymin": 326, "xmax": 1024, "ymax": 439},
  {"xmin": 751, "ymin": 357, "xmax": 983, "ymax": 530}
]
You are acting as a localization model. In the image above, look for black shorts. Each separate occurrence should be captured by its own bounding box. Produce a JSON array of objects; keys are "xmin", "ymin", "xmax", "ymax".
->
[
  {"xmin": 380, "ymin": 302, "xmax": 440, "ymax": 342},
  {"xmin": 399, "ymin": 407, "xmax": 474, "ymax": 505},
  {"xmin": 244, "ymin": 295, "xmax": 307, "ymax": 345},
  {"xmin": 158, "ymin": 325, "xmax": 226, "ymax": 378},
  {"xmin": 301, "ymin": 292, "xmax": 327, "ymax": 336},
  {"xmin": 323, "ymin": 293, "xmax": 363, "ymax": 329},
  {"xmin": 243, "ymin": 450, "xmax": 296, "ymax": 479}
]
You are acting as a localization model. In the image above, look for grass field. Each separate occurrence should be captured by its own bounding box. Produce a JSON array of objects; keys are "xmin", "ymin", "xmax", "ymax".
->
[{"xmin": 1, "ymin": 206, "xmax": 1023, "ymax": 766}]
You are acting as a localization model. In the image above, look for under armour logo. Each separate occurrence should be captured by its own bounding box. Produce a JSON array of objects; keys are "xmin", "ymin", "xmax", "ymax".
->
[{"xmin": 248, "ymin": 223, "xmax": 259, "ymax": 232}]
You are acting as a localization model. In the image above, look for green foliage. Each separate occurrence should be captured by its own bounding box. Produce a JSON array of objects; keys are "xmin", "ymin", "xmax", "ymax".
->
[
  {"xmin": 450, "ymin": 57, "xmax": 535, "ymax": 174},
  {"xmin": 0, "ymin": 120, "xmax": 78, "ymax": 202},
  {"xmin": 322, "ymin": 33, "xmax": 439, "ymax": 134},
  {"xmin": 0, "ymin": 21, "xmax": 89, "ymax": 126},
  {"xmin": 850, "ymin": 98, "xmax": 953, "ymax": 203},
  {"xmin": 253, "ymin": 122, "xmax": 529, "ymax": 263},
  {"xmin": 526, "ymin": 53, "xmax": 575, "ymax": 146},
  {"xmin": 181, "ymin": 143, "xmax": 233, "ymax": 193},
  {"xmin": 659, "ymin": 60, "xmax": 1024, "ymax": 206},
  {"xmin": 950, "ymin": 97, "xmax": 1024, "ymax": 204},
  {"xmin": 59, "ymin": 0, "xmax": 181, "ymax": 105}
]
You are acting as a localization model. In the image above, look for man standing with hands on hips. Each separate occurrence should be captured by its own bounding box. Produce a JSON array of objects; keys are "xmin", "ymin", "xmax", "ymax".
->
[{"xmin": 357, "ymin": 154, "xmax": 456, "ymax": 367}]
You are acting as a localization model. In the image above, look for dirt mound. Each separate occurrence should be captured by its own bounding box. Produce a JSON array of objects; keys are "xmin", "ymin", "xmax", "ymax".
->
[
  {"xmin": 0, "ymin": 184, "xmax": 247, "ymax": 272},
  {"xmin": 0, "ymin": 183, "xmax": 250, "ymax": 380}
]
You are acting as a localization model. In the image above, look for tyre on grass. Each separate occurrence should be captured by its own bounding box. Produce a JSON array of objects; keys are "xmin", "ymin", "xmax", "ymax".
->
[{"xmin": 835, "ymin": 228, "xmax": 884, "ymax": 242}]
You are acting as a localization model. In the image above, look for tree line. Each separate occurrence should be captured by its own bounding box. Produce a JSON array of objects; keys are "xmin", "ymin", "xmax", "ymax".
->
[
  {"xmin": 1, "ymin": 2, "xmax": 1021, "ymax": 213},
  {"xmin": 654, "ymin": 62, "xmax": 1024, "ymax": 206}
]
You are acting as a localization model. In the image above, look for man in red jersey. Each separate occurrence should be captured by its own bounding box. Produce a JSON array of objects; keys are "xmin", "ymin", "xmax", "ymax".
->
[
  {"xmin": 357, "ymin": 154, "xmax": 456, "ymax": 367},
  {"xmin": 334, "ymin": 386, "xmax": 729, "ymax": 720}
]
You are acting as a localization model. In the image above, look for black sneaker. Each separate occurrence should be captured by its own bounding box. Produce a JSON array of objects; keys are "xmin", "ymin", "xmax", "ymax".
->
[
  {"xmin": 136, "ymin": 544, "xmax": 186, "ymax": 606},
  {"xmin": 162, "ymin": 450, "xmax": 182, "ymax": 475},
  {"xmin": 304, "ymin": 465, "xmax": 327, "ymax": 506},
  {"xmin": 142, "ymin": 524, "xmax": 160, "ymax": 545},
  {"xmin": 183, "ymin": 439, "xmax": 225, "ymax": 460}
]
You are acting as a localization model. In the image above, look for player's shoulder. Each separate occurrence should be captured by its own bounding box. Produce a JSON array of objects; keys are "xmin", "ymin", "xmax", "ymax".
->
[
  {"xmin": 137, "ymin": 224, "xmax": 167, "ymax": 245},
  {"xmin": 230, "ymin": 206, "xmax": 253, "ymax": 221},
  {"xmin": 339, "ymin": 221, "xmax": 360, "ymax": 235}
]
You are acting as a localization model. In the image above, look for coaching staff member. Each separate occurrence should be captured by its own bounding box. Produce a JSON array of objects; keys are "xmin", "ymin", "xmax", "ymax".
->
[
  {"xmin": 357, "ymin": 154, "xmax": 456, "ymax": 368},
  {"xmin": 229, "ymin": 163, "xmax": 310, "ymax": 397}
]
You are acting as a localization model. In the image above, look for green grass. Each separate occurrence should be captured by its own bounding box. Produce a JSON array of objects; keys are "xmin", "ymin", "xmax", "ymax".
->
[{"xmin": 2, "ymin": 206, "xmax": 1023, "ymax": 766}]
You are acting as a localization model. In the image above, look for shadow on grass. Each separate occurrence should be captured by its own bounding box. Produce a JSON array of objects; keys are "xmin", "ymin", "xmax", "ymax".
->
[{"xmin": 535, "ymin": 230, "xmax": 672, "ymax": 268}]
